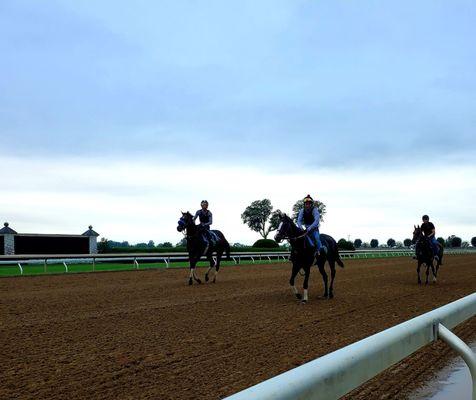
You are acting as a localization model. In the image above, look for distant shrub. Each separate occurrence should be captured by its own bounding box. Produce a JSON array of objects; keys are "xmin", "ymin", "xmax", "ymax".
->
[
  {"xmin": 252, "ymin": 239, "xmax": 280, "ymax": 248},
  {"xmin": 338, "ymin": 239, "xmax": 355, "ymax": 251}
]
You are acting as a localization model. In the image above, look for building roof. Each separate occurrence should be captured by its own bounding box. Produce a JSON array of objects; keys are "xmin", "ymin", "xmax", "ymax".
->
[
  {"xmin": 82, "ymin": 225, "xmax": 99, "ymax": 237},
  {"xmin": 0, "ymin": 222, "xmax": 17, "ymax": 235}
]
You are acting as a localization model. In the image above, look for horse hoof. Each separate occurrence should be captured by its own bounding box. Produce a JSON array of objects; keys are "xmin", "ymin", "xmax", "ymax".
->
[
  {"xmin": 300, "ymin": 300, "xmax": 307, "ymax": 305},
  {"xmin": 205, "ymin": 274, "xmax": 209, "ymax": 282},
  {"xmin": 188, "ymin": 278, "xmax": 193, "ymax": 285},
  {"xmin": 295, "ymin": 293, "xmax": 302, "ymax": 300},
  {"xmin": 329, "ymin": 293, "xmax": 334, "ymax": 299},
  {"xmin": 196, "ymin": 279, "xmax": 202, "ymax": 284}
]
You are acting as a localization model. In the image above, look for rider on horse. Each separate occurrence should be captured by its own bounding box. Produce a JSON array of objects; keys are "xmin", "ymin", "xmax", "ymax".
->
[
  {"xmin": 297, "ymin": 195, "xmax": 323, "ymax": 256},
  {"xmin": 421, "ymin": 214, "xmax": 439, "ymax": 261},
  {"xmin": 193, "ymin": 200, "xmax": 213, "ymax": 250}
]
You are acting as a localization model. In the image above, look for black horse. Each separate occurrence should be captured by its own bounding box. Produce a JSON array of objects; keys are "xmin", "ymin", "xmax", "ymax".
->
[
  {"xmin": 177, "ymin": 212, "xmax": 230, "ymax": 285},
  {"xmin": 274, "ymin": 213, "xmax": 344, "ymax": 303},
  {"xmin": 412, "ymin": 225, "xmax": 443, "ymax": 285}
]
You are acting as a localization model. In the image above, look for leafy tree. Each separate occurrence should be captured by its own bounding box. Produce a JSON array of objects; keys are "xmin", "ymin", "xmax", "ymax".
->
[
  {"xmin": 370, "ymin": 239, "xmax": 379, "ymax": 248},
  {"xmin": 175, "ymin": 238, "xmax": 187, "ymax": 247},
  {"xmin": 471, "ymin": 237, "xmax": 476, "ymax": 247},
  {"xmin": 362, "ymin": 242, "xmax": 370, "ymax": 248},
  {"xmin": 353, "ymin": 239, "xmax": 362, "ymax": 248},
  {"xmin": 157, "ymin": 242, "xmax": 173, "ymax": 248},
  {"xmin": 338, "ymin": 239, "xmax": 355, "ymax": 251},
  {"xmin": 97, "ymin": 237, "xmax": 111, "ymax": 253},
  {"xmin": 403, "ymin": 238, "xmax": 412, "ymax": 247},
  {"xmin": 395, "ymin": 241, "xmax": 403, "ymax": 248},
  {"xmin": 446, "ymin": 235, "xmax": 462, "ymax": 248},
  {"xmin": 291, "ymin": 199, "xmax": 326, "ymax": 223},
  {"xmin": 241, "ymin": 199, "xmax": 281, "ymax": 239},
  {"xmin": 452, "ymin": 237, "xmax": 462, "ymax": 247},
  {"xmin": 387, "ymin": 238, "xmax": 396, "ymax": 247},
  {"xmin": 147, "ymin": 240, "xmax": 155, "ymax": 248},
  {"xmin": 437, "ymin": 237, "xmax": 445, "ymax": 247}
]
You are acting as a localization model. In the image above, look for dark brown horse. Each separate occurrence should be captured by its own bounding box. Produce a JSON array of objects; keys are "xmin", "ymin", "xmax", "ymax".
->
[
  {"xmin": 412, "ymin": 225, "xmax": 443, "ymax": 285},
  {"xmin": 275, "ymin": 213, "xmax": 344, "ymax": 303},
  {"xmin": 177, "ymin": 212, "xmax": 230, "ymax": 285}
]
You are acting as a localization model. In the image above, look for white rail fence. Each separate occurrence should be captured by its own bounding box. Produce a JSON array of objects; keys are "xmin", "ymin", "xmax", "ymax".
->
[
  {"xmin": 0, "ymin": 249, "xmax": 474, "ymax": 275},
  {"xmin": 225, "ymin": 292, "xmax": 476, "ymax": 400}
]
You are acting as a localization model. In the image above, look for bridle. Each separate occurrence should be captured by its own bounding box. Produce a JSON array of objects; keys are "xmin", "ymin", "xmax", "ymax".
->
[{"xmin": 276, "ymin": 219, "xmax": 308, "ymax": 242}]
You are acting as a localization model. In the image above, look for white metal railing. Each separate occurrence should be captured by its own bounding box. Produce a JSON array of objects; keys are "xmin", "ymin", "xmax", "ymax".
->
[
  {"xmin": 225, "ymin": 292, "xmax": 476, "ymax": 400},
  {"xmin": 0, "ymin": 249, "xmax": 474, "ymax": 275}
]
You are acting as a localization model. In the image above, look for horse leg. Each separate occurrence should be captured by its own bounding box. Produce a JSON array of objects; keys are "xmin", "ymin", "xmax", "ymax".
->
[
  {"xmin": 212, "ymin": 251, "xmax": 224, "ymax": 283},
  {"xmin": 290, "ymin": 264, "xmax": 301, "ymax": 300},
  {"xmin": 430, "ymin": 261, "xmax": 437, "ymax": 283},
  {"xmin": 301, "ymin": 266, "xmax": 311, "ymax": 304},
  {"xmin": 425, "ymin": 263, "xmax": 430, "ymax": 285},
  {"xmin": 317, "ymin": 261, "xmax": 328, "ymax": 298},
  {"xmin": 328, "ymin": 260, "xmax": 336, "ymax": 299},
  {"xmin": 190, "ymin": 259, "xmax": 201, "ymax": 284},
  {"xmin": 204, "ymin": 254, "xmax": 214, "ymax": 282},
  {"xmin": 417, "ymin": 262, "xmax": 422, "ymax": 285}
]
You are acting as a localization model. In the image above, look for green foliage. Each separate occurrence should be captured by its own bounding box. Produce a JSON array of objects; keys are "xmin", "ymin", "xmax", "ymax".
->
[
  {"xmin": 252, "ymin": 239, "xmax": 280, "ymax": 248},
  {"xmin": 176, "ymin": 238, "xmax": 187, "ymax": 247},
  {"xmin": 471, "ymin": 237, "xmax": 476, "ymax": 247},
  {"xmin": 338, "ymin": 239, "xmax": 355, "ymax": 251},
  {"xmin": 437, "ymin": 237, "xmax": 445, "ymax": 247},
  {"xmin": 97, "ymin": 237, "xmax": 111, "ymax": 253},
  {"xmin": 387, "ymin": 238, "xmax": 396, "ymax": 247},
  {"xmin": 403, "ymin": 238, "xmax": 412, "ymax": 247},
  {"xmin": 446, "ymin": 235, "xmax": 462, "ymax": 247},
  {"xmin": 241, "ymin": 199, "xmax": 281, "ymax": 239},
  {"xmin": 353, "ymin": 239, "xmax": 362, "ymax": 248},
  {"xmin": 370, "ymin": 239, "xmax": 379, "ymax": 248},
  {"xmin": 291, "ymin": 199, "xmax": 326, "ymax": 223}
]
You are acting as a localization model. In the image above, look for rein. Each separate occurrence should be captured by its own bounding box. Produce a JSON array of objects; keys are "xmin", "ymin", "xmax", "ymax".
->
[{"xmin": 285, "ymin": 232, "xmax": 308, "ymax": 241}]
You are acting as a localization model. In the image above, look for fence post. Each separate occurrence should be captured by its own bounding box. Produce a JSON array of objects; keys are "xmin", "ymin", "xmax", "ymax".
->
[{"xmin": 438, "ymin": 323, "xmax": 476, "ymax": 400}]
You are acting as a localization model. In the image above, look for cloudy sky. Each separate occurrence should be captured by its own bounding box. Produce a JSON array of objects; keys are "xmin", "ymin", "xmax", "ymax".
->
[{"xmin": 1, "ymin": 0, "xmax": 475, "ymax": 245}]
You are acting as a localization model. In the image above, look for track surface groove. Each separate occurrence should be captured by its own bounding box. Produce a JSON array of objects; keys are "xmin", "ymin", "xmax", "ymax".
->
[{"xmin": 1, "ymin": 255, "xmax": 475, "ymax": 399}]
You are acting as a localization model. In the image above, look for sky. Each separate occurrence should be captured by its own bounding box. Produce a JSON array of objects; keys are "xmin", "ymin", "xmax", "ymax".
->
[{"xmin": 1, "ymin": 0, "xmax": 475, "ymax": 245}]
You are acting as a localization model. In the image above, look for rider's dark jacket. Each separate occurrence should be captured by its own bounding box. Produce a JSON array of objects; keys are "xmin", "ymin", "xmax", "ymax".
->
[
  {"xmin": 421, "ymin": 221, "xmax": 435, "ymax": 237},
  {"xmin": 193, "ymin": 209, "xmax": 213, "ymax": 230}
]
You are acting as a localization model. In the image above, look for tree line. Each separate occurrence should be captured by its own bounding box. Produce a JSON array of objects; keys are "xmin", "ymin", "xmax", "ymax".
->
[
  {"xmin": 240, "ymin": 198, "xmax": 475, "ymax": 250},
  {"xmin": 98, "ymin": 198, "xmax": 476, "ymax": 252}
]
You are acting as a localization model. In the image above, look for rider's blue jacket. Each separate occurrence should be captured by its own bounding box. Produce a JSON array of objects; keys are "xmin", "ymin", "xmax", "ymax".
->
[{"xmin": 297, "ymin": 208, "xmax": 320, "ymax": 232}]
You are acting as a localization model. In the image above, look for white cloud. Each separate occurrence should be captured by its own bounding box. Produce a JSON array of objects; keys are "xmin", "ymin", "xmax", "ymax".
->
[{"xmin": 1, "ymin": 156, "xmax": 475, "ymax": 244}]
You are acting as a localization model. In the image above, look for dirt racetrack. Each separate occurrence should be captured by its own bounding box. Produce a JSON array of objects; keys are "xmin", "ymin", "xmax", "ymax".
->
[{"xmin": 1, "ymin": 255, "xmax": 475, "ymax": 400}]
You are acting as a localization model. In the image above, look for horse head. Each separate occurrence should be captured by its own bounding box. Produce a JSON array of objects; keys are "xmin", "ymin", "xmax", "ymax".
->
[
  {"xmin": 177, "ymin": 211, "xmax": 193, "ymax": 232},
  {"xmin": 274, "ymin": 213, "xmax": 294, "ymax": 243},
  {"xmin": 412, "ymin": 225, "xmax": 422, "ymax": 244}
]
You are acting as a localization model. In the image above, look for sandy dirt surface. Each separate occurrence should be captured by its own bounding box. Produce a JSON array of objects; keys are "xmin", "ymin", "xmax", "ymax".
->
[{"xmin": 1, "ymin": 255, "xmax": 475, "ymax": 400}]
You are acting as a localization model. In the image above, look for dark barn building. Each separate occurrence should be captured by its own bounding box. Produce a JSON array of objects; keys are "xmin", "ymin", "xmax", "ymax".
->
[{"xmin": 0, "ymin": 223, "xmax": 99, "ymax": 255}]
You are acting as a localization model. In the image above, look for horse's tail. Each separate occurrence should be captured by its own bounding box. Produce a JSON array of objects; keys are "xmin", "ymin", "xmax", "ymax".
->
[
  {"xmin": 334, "ymin": 246, "xmax": 344, "ymax": 268},
  {"xmin": 224, "ymin": 239, "xmax": 231, "ymax": 260}
]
